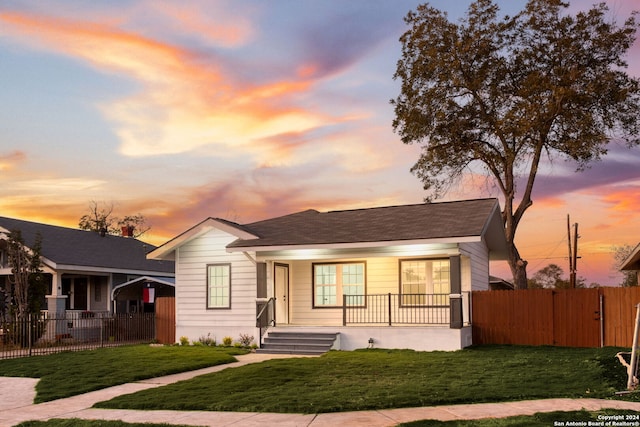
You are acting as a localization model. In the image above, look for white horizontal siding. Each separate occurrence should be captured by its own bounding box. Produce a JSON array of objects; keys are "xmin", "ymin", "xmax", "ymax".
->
[
  {"xmin": 174, "ymin": 228, "xmax": 257, "ymax": 343},
  {"xmin": 459, "ymin": 241, "xmax": 490, "ymax": 291}
]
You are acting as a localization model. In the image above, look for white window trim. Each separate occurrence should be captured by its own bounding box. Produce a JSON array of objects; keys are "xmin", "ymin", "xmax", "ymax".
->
[{"xmin": 206, "ymin": 263, "xmax": 231, "ymax": 309}]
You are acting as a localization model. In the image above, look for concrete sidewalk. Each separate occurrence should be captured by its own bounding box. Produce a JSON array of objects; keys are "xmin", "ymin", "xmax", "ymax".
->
[{"xmin": 2, "ymin": 352, "xmax": 640, "ymax": 426}]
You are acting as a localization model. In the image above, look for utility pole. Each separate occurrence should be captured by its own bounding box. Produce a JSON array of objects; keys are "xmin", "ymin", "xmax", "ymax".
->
[
  {"xmin": 567, "ymin": 215, "xmax": 573, "ymax": 287},
  {"xmin": 567, "ymin": 214, "xmax": 579, "ymax": 288},
  {"xmin": 572, "ymin": 222, "xmax": 578, "ymax": 288}
]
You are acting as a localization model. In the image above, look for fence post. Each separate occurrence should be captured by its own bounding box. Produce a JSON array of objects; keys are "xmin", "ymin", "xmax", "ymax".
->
[
  {"xmin": 388, "ymin": 293, "xmax": 392, "ymax": 326},
  {"xmin": 28, "ymin": 313, "xmax": 33, "ymax": 357}
]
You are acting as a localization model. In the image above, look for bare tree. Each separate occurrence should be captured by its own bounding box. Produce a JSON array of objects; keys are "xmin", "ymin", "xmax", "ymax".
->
[
  {"xmin": 79, "ymin": 200, "xmax": 116, "ymax": 235},
  {"xmin": 79, "ymin": 201, "xmax": 150, "ymax": 238}
]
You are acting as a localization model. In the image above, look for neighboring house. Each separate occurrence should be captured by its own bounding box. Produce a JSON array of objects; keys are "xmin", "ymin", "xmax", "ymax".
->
[
  {"xmin": 0, "ymin": 217, "xmax": 175, "ymax": 315},
  {"xmin": 620, "ymin": 243, "xmax": 640, "ymax": 285},
  {"xmin": 149, "ymin": 198, "xmax": 508, "ymax": 352},
  {"xmin": 489, "ymin": 275, "xmax": 514, "ymax": 290}
]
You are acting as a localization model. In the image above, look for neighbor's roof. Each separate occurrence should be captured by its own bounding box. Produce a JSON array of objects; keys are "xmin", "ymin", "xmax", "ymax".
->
[
  {"xmin": 149, "ymin": 198, "xmax": 507, "ymax": 259},
  {"xmin": 621, "ymin": 243, "xmax": 640, "ymax": 271},
  {"xmin": 0, "ymin": 216, "xmax": 174, "ymax": 274},
  {"xmin": 228, "ymin": 198, "xmax": 503, "ymax": 249}
]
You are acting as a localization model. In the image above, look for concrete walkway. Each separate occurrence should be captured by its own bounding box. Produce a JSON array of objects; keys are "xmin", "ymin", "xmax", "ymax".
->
[{"xmin": 2, "ymin": 352, "xmax": 640, "ymax": 427}]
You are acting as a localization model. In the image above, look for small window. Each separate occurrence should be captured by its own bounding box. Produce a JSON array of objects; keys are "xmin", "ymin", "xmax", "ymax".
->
[
  {"xmin": 207, "ymin": 264, "xmax": 231, "ymax": 309},
  {"xmin": 313, "ymin": 262, "xmax": 365, "ymax": 308},
  {"xmin": 399, "ymin": 259, "xmax": 450, "ymax": 306}
]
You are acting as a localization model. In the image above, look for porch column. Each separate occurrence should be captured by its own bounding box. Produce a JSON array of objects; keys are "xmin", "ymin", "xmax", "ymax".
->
[
  {"xmin": 449, "ymin": 255, "xmax": 463, "ymax": 329},
  {"xmin": 46, "ymin": 272, "xmax": 67, "ymax": 314},
  {"xmin": 45, "ymin": 272, "xmax": 68, "ymax": 341}
]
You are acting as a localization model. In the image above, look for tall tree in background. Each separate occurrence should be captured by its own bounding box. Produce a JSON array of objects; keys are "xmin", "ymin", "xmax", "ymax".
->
[
  {"xmin": 79, "ymin": 201, "xmax": 150, "ymax": 238},
  {"xmin": 612, "ymin": 244, "xmax": 639, "ymax": 287},
  {"xmin": 392, "ymin": 0, "xmax": 640, "ymax": 289},
  {"xmin": 5, "ymin": 230, "xmax": 45, "ymax": 318}
]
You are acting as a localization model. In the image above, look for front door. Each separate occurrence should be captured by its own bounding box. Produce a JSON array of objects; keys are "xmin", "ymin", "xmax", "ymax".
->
[{"xmin": 274, "ymin": 263, "xmax": 289, "ymax": 324}]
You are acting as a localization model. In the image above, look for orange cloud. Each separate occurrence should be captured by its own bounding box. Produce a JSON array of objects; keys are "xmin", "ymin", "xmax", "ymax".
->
[
  {"xmin": 0, "ymin": 150, "xmax": 26, "ymax": 171},
  {"xmin": 534, "ymin": 196, "xmax": 566, "ymax": 209},
  {"xmin": 603, "ymin": 187, "xmax": 640, "ymax": 214},
  {"xmin": 0, "ymin": 10, "xmax": 330, "ymax": 164}
]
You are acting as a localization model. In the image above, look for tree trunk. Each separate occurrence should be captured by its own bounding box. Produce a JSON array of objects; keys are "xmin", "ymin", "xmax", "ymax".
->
[{"xmin": 507, "ymin": 242, "xmax": 528, "ymax": 290}]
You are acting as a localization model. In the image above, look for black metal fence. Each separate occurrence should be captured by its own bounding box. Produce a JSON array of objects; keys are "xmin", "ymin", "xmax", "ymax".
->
[{"xmin": 0, "ymin": 311, "xmax": 155, "ymax": 359}]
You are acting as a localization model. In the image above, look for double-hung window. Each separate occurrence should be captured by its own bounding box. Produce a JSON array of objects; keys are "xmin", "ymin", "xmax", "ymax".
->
[
  {"xmin": 207, "ymin": 264, "xmax": 231, "ymax": 309},
  {"xmin": 313, "ymin": 262, "xmax": 365, "ymax": 307},
  {"xmin": 399, "ymin": 259, "xmax": 450, "ymax": 306}
]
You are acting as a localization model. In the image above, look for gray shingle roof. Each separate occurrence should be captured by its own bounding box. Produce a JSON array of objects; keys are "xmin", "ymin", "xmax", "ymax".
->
[
  {"xmin": 0, "ymin": 216, "xmax": 174, "ymax": 274},
  {"xmin": 227, "ymin": 198, "xmax": 501, "ymax": 249}
]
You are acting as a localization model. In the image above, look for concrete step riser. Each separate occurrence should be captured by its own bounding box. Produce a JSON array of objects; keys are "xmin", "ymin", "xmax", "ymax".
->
[
  {"xmin": 255, "ymin": 349, "xmax": 326, "ymax": 355},
  {"xmin": 261, "ymin": 344, "xmax": 332, "ymax": 351},
  {"xmin": 267, "ymin": 333, "xmax": 337, "ymax": 339},
  {"xmin": 263, "ymin": 339, "xmax": 334, "ymax": 346},
  {"xmin": 260, "ymin": 332, "xmax": 338, "ymax": 355}
]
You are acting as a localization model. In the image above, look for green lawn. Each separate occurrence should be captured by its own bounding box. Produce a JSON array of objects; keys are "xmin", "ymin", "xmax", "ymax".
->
[
  {"xmin": 94, "ymin": 345, "xmax": 629, "ymax": 414},
  {"xmin": 0, "ymin": 345, "xmax": 248, "ymax": 403}
]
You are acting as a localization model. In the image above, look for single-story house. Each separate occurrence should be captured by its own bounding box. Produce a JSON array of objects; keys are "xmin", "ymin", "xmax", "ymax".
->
[
  {"xmin": 620, "ymin": 243, "xmax": 640, "ymax": 285},
  {"xmin": 0, "ymin": 216, "xmax": 175, "ymax": 316},
  {"xmin": 148, "ymin": 198, "xmax": 508, "ymax": 352}
]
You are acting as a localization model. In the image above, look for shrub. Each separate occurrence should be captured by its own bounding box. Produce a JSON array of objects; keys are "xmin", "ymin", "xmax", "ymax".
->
[
  {"xmin": 197, "ymin": 333, "xmax": 216, "ymax": 346},
  {"xmin": 179, "ymin": 336, "xmax": 190, "ymax": 346},
  {"xmin": 222, "ymin": 336, "xmax": 233, "ymax": 347},
  {"xmin": 238, "ymin": 333, "xmax": 254, "ymax": 347}
]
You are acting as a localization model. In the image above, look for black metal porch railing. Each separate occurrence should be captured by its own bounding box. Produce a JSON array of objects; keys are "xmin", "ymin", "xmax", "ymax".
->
[
  {"xmin": 256, "ymin": 297, "xmax": 276, "ymax": 346},
  {"xmin": 342, "ymin": 293, "xmax": 468, "ymax": 326},
  {"xmin": 0, "ymin": 311, "xmax": 155, "ymax": 360}
]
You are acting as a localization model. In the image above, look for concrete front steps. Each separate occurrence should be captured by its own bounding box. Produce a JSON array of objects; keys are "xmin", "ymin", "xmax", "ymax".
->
[{"xmin": 256, "ymin": 331, "xmax": 339, "ymax": 355}]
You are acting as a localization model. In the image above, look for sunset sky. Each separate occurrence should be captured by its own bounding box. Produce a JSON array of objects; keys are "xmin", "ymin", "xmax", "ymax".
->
[{"xmin": 1, "ymin": 0, "xmax": 639, "ymax": 286}]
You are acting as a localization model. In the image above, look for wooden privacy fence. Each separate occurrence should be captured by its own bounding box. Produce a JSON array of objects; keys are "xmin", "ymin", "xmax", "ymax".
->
[
  {"xmin": 155, "ymin": 296, "xmax": 175, "ymax": 345},
  {"xmin": 472, "ymin": 287, "xmax": 640, "ymax": 348}
]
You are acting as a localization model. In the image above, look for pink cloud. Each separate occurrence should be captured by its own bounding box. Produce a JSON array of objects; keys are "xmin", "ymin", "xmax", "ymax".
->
[{"xmin": 0, "ymin": 10, "xmax": 331, "ymax": 163}]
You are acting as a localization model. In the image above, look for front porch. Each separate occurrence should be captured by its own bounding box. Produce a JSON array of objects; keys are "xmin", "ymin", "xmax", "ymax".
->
[{"xmin": 257, "ymin": 292, "xmax": 472, "ymax": 352}]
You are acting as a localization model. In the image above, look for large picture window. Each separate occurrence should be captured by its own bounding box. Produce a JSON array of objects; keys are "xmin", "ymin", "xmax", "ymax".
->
[
  {"xmin": 313, "ymin": 262, "xmax": 365, "ymax": 307},
  {"xmin": 207, "ymin": 264, "xmax": 231, "ymax": 309},
  {"xmin": 399, "ymin": 259, "xmax": 450, "ymax": 306}
]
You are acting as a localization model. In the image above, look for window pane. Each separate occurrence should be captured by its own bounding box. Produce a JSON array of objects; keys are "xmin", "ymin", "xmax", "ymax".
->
[
  {"xmin": 433, "ymin": 260, "xmax": 450, "ymax": 305},
  {"xmin": 316, "ymin": 284, "xmax": 336, "ymax": 305},
  {"xmin": 316, "ymin": 265, "xmax": 336, "ymax": 285},
  {"xmin": 342, "ymin": 263, "xmax": 364, "ymax": 306},
  {"xmin": 343, "ymin": 263, "xmax": 363, "ymax": 286},
  {"xmin": 401, "ymin": 261, "xmax": 426, "ymax": 305}
]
